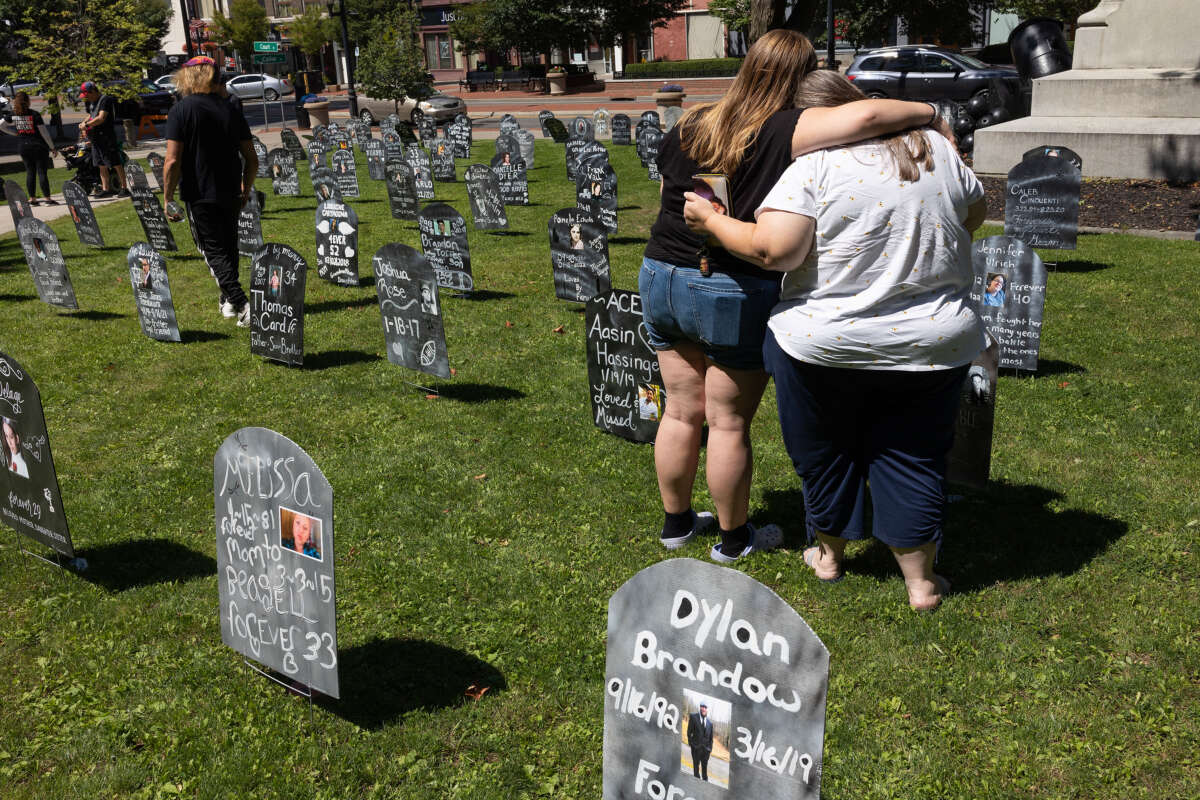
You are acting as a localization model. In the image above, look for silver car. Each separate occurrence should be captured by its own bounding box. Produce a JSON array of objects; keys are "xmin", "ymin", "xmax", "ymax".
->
[
  {"xmin": 225, "ymin": 74, "xmax": 293, "ymax": 101},
  {"xmin": 357, "ymin": 91, "xmax": 467, "ymax": 126}
]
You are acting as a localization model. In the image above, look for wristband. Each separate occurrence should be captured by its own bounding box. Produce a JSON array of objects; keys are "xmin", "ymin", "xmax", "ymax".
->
[{"xmin": 924, "ymin": 102, "xmax": 940, "ymax": 125}]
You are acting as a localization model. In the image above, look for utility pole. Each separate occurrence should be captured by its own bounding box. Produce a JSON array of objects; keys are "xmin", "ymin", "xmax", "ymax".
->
[
  {"xmin": 328, "ymin": 0, "xmax": 358, "ymax": 117},
  {"xmin": 179, "ymin": 0, "xmax": 195, "ymax": 58},
  {"xmin": 826, "ymin": 0, "xmax": 835, "ymax": 69}
]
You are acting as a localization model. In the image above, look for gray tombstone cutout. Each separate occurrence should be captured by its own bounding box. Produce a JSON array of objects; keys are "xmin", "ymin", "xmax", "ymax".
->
[
  {"xmin": 237, "ymin": 191, "xmax": 264, "ymax": 259},
  {"xmin": 572, "ymin": 116, "xmax": 594, "ymax": 140},
  {"xmin": 214, "ymin": 427, "xmax": 338, "ymax": 698},
  {"xmin": 281, "ymin": 128, "xmax": 306, "ymax": 161},
  {"xmin": 641, "ymin": 128, "xmax": 664, "ymax": 181},
  {"xmin": 662, "ymin": 105, "xmax": 683, "ymax": 132},
  {"xmin": 612, "ymin": 114, "xmax": 632, "ymax": 146},
  {"xmin": 431, "ymin": 138, "xmax": 456, "ymax": 181},
  {"xmin": 494, "ymin": 133, "xmax": 518, "ymax": 157},
  {"xmin": 418, "ymin": 202, "xmax": 473, "ymax": 293},
  {"xmin": 515, "ymin": 128, "xmax": 536, "ymax": 169},
  {"xmin": 365, "ymin": 139, "xmax": 386, "ymax": 180},
  {"xmin": 577, "ymin": 159, "xmax": 618, "ymax": 235},
  {"xmin": 62, "ymin": 181, "xmax": 104, "ymax": 247},
  {"xmin": 448, "ymin": 121, "xmax": 472, "ymax": 159},
  {"xmin": 545, "ymin": 117, "xmax": 569, "ymax": 143},
  {"xmin": 603, "ymin": 559, "xmax": 829, "ymax": 799},
  {"xmin": 594, "ymin": 108, "xmax": 611, "ymax": 137},
  {"xmin": 373, "ymin": 243, "xmax": 452, "ymax": 378},
  {"xmin": 250, "ymin": 244, "xmax": 308, "ymax": 366},
  {"xmin": 130, "ymin": 186, "xmax": 178, "ymax": 251},
  {"xmin": 311, "ymin": 167, "xmax": 342, "ymax": 203},
  {"xmin": 252, "ymin": 138, "xmax": 270, "ymax": 177},
  {"xmin": 538, "ymin": 109, "xmax": 555, "ymax": 138},
  {"xmin": 269, "ymin": 149, "xmax": 300, "ymax": 196},
  {"xmin": 971, "ymin": 235, "xmax": 1048, "ymax": 371},
  {"xmin": 0, "ymin": 352, "xmax": 74, "ymax": 557},
  {"xmin": 147, "ymin": 151, "xmax": 166, "ymax": 189},
  {"xmin": 330, "ymin": 149, "xmax": 359, "ymax": 198},
  {"xmin": 383, "ymin": 131, "xmax": 404, "ymax": 163},
  {"xmin": 491, "ymin": 152, "xmax": 530, "ymax": 206},
  {"xmin": 126, "ymin": 162, "xmax": 151, "ymax": 191},
  {"xmin": 127, "ymin": 242, "xmax": 181, "ymax": 342},
  {"xmin": 549, "ymin": 207, "xmax": 611, "ymax": 303},
  {"xmin": 586, "ymin": 289, "xmax": 663, "ymax": 443},
  {"xmin": 465, "ymin": 163, "xmax": 508, "ymax": 230},
  {"xmin": 499, "ymin": 114, "xmax": 520, "ymax": 135},
  {"xmin": 315, "ymin": 200, "xmax": 359, "ymax": 286},
  {"xmin": 947, "ymin": 341, "xmax": 999, "ymax": 489},
  {"xmin": 1004, "ymin": 151, "xmax": 1081, "ymax": 250},
  {"xmin": 385, "ymin": 160, "xmax": 420, "ymax": 221},
  {"xmin": 4, "ymin": 179, "xmax": 32, "ymax": 230},
  {"xmin": 18, "ymin": 218, "xmax": 77, "ymax": 310}
]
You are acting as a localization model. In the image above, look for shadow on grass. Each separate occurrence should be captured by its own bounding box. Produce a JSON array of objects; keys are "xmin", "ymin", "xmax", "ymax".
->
[
  {"xmin": 457, "ymin": 289, "xmax": 515, "ymax": 301},
  {"xmin": 434, "ymin": 382, "xmax": 525, "ymax": 402},
  {"xmin": 486, "ymin": 230, "xmax": 530, "ymax": 237},
  {"xmin": 0, "ymin": 292, "xmax": 35, "ymax": 302},
  {"xmin": 1048, "ymin": 259, "xmax": 1110, "ymax": 273},
  {"xmin": 1033, "ymin": 359, "xmax": 1086, "ymax": 377},
  {"xmin": 306, "ymin": 295, "xmax": 377, "ymax": 314},
  {"xmin": 609, "ymin": 236, "xmax": 647, "ymax": 246},
  {"xmin": 616, "ymin": 205, "xmax": 643, "ymax": 211},
  {"xmin": 302, "ymin": 350, "xmax": 380, "ymax": 370},
  {"xmin": 322, "ymin": 637, "xmax": 506, "ymax": 730},
  {"xmin": 180, "ymin": 329, "xmax": 231, "ymax": 344},
  {"xmin": 75, "ymin": 538, "xmax": 216, "ymax": 592},
  {"xmin": 66, "ymin": 310, "xmax": 125, "ymax": 321}
]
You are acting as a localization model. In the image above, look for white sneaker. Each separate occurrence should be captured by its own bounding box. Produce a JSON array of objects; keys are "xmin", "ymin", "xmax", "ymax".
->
[
  {"xmin": 236, "ymin": 303, "xmax": 251, "ymax": 328},
  {"xmin": 219, "ymin": 299, "xmax": 237, "ymax": 318}
]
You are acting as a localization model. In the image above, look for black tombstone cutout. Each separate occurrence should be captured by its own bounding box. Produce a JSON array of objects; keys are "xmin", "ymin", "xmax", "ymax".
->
[
  {"xmin": 397, "ymin": 122, "xmax": 418, "ymax": 147},
  {"xmin": 308, "ymin": 139, "xmax": 328, "ymax": 172},
  {"xmin": 61, "ymin": 181, "xmax": 104, "ymax": 247},
  {"xmin": 126, "ymin": 161, "xmax": 151, "ymax": 191},
  {"xmin": 970, "ymin": 235, "xmax": 1048, "ymax": 371},
  {"xmin": 565, "ymin": 135, "xmax": 588, "ymax": 181},
  {"xmin": 130, "ymin": 186, "xmax": 177, "ymax": 251},
  {"xmin": 947, "ymin": 341, "xmax": 999, "ymax": 489},
  {"xmin": 662, "ymin": 105, "xmax": 683, "ymax": 132},
  {"xmin": 585, "ymin": 289, "xmax": 663, "ymax": 443},
  {"xmin": 545, "ymin": 117, "xmax": 569, "ymax": 143},
  {"xmin": 499, "ymin": 113, "xmax": 520, "ymax": 135},
  {"xmin": 315, "ymin": 199, "xmax": 360, "ymax": 286},
  {"xmin": 571, "ymin": 115, "xmax": 594, "ymax": 140},
  {"xmin": 252, "ymin": 138, "xmax": 270, "ymax": 177},
  {"xmin": 577, "ymin": 159, "xmax": 618, "ymax": 234},
  {"xmin": 18, "ymin": 218, "xmax": 77, "ymax": 310},
  {"xmin": 147, "ymin": 151, "xmax": 166, "ymax": 189},
  {"xmin": 548, "ymin": 207, "xmax": 611, "ymax": 303},
  {"xmin": 0, "ymin": 352, "xmax": 74, "ymax": 557},
  {"xmin": 418, "ymin": 202, "xmax": 473, "ymax": 292},
  {"xmin": 311, "ymin": 167, "xmax": 342, "ymax": 203},
  {"xmin": 431, "ymin": 138, "xmax": 456, "ymax": 181},
  {"xmin": 454, "ymin": 111, "xmax": 471, "ymax": 128},
  {"xmin": 237, "ymin": 191, "xmax": 264, "ymax": 259},
  {"xmin": 406, "ymin": 143, "xmax": 431, "ymax": 173},
  {"xmin": 464, "ymin": 164, "xmax": 509, "ymax": 230},
  {"xmin": 365, "ymin": 139, "xmax": 386, "ymax": 180},
  {"xmin": 331, "ymin": 130, "xmax": 352, "ymax": 153},
  {"xmin": 641, "ymin": 110, "xmax": 661, "ymax": 127},
  {"xmin": 354, "ymin": 123, "xmax": 372, "ymax": 152},
  {"xmin": 1021, "ymin": 145, "xmax": 1083, "ymax": 173},
  {"xmin": 1005, "ymin": 151, "xmax": 1081, "ymax": 250},
  {"xmin": 385, "ymin": 160, "xmax": 420, "ymax": 220},
  {"xmin": 604, "ymin": 559, "xmax": 829, "ymax": 799},
  {"xmin": 413, "ymin": 163, "xmax": 435, "ymax": 200},
  {"xmin": 491, "ymin": 152, "xmax": 530, "ymax": 205},
  {"xmin": 312, "ymin": 122, "xmax": 328, "ymax": 142},
  {"xmin": 4, "ymin": 179, "xmax": 32, "ymax": 230},
  {"xmin": 641, "ymin": 128, "xmax": 663, "ymax": 181},
  {"xmin": 330, "ymin": 149, "xmax": 360, "ymax": 198},
  {"xmin": 280, "ymin": 127, "xmax": 306, "ymax": 161},
  {"xmin": 448, "ymin": 120, "xmax": 472, "ymax": 159},
  {"xmin": 576, "ymin": 140, "xmax": 609, "ymax": 180},
  {"xmin": 269, "ymin": 149, "xmax": 300, "ymax": 196},
  {"xmin": 593, "ymin": 108, "xmax": 611, "ymax": 137},
  {"xmin": 514, "ymin": 128, "xmax": 536, "ymax": 169},
  {"xmin": 127, "ymin": 242, "xmax": 181, "ymax": 342},
  {"xmin": 636, "ymin": 122, "xmax": 651, "ymax": 165},
  {"xmin": 214, "ymin": 427, "xmax": 338, "ymax": 698},
  {"xmin": 373, "ymin": 243, "xmax": 452, "ymax": 378},
  {"xmin": 538, "ymin": 109, "xmax": 555, "ymax": 137},
  {"xmin": 250, "ymin": 244, "xmax": 307, "ymax": 366},
  {"xmin": 380, "ymin": 115, "xmax": 396, "ymax": 135},
  {"xmin": 383, "ymin": 131, "xmax": 404, "ymax": 162},
  {"xmin": 612, "ymin": 114, "xmax": 632, "ymax": 145},
  {"xmin": 494, "ymin": 133, "xmax": 518, "ymax": 157},
  {"xmin": 417, "ymin": 115, "xmax": 437, "ymax": 142}
]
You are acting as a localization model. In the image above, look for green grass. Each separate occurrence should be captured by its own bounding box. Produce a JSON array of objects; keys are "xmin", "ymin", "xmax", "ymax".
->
[{"xmin": 0, "ymin": 140, "xmax": 1197, "ymax": 799}]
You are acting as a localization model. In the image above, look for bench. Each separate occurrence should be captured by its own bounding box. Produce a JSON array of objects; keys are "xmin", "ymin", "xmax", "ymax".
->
[
  {"xmin": 497, "ymin": 70, "xmax": 530, "ymax": 91},
  {"xmin": 458, "ymin": 70, "xmax": 495, "ymax": 92}
]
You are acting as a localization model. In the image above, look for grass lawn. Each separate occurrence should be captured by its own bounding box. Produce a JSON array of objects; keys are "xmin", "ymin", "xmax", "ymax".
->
[{"xmin": 0, "ymin": 140, "xmax": 1197, "ymax": 799}]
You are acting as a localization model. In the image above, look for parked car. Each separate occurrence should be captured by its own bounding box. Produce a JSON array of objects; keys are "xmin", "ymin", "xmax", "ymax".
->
[
  {"xmin": 356, "ymin": 91, "xmax": 467, "ymax": 126},
  {"xmin": 0, "ymin": 78, "xmax": 41, "ymax": 97},
  {"xmin": 102, "ymin": 79, "xmax": 176, "ymax": 120},
  {"xmin": 846, "ymin": 47, "xmax": 1020, "ymax": 102},
  {"xmin": 225, "ymin": 74, "xmax": 292, "ymax": 100},
  {"xmin": 152, "ymin": 74, "xmax": 177, "ymax": 91}
]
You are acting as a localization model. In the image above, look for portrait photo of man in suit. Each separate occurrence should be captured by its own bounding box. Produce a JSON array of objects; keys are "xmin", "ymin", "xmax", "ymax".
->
[
  {"xmin": 687, "ymin": 702, "xmax": 715, "ymax": 781},
  {"xmin": 680, "ymin": 691, "xmax": 731, "ymax": 789}
]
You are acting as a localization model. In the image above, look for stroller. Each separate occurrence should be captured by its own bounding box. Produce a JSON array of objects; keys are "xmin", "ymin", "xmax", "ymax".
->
[{"xmin": 62, "ymin": 137, "xmax": 102, "ymax": 195}]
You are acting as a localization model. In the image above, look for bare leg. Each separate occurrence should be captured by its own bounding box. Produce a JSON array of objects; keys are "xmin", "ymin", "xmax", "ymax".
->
[
  {"xmin": 890, "ymin": 542, "xmax": 949, "ymax": 610},
  {"xmin": 653, "ymin": 343, "xmax": 708, "ymax": 514},
  {"xmin": 703, "ymin": 363, "xmax": 768, "ymax": 530},
  {"xmin": 113, "ymin": 164, "xmax": 127, "ymax": 190},
  {"xmin": 98, "ymin": 166, "xmax": 110, "ymax": 192},
  {"xmin": 804, "ymin": 532, "xmax": 847, "ymax": 580}
]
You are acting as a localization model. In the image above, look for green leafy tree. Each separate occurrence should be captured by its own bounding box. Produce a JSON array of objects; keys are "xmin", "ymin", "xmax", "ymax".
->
[
  {"xmin": 991, "ymin": 0, "xmax": 1094, "ymax": 25},
  {"xmin": 210, "ymin": 0, "xmax": 270, "ymax": 67},
  {"xmin": 708, "ymin": 0, "xmax": 751, "ymax": 36},
  {"xmin": 831, "ymin": 2, "xmax": 895, "ymax": 51},
  {"xmin": 355, "ymin": 3, "xmax": 430, "ymax": 110},
  {"xmin": 290, "ymin": 6, "xmax": 339, "ymax": 71}
]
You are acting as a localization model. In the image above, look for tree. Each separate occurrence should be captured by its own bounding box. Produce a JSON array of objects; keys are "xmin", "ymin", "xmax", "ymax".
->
[
  {"xmin": 748, "ymin": 0, "xmax": 818, "ymax": 43},
  {"xmin": 708, "ymin": 0, "xmax": 751, "ymax": 37},
  {"xmin": 355, "ymin": 4, "xmax": 430, "ymax": 109},
  {"xmin": 290, "ymin": 6, "xmax": 339, "ymax": 71},
  {"xmin": 991, "ymin": 0, "xmax": 1094, "ymax": 25},
  {"xmin": 832, "ymin": 2, "xmax": 894, "ymax": 52},
  {"xmin": 210, "ymin": 0, "xmax": 270, "ymax": 67}
]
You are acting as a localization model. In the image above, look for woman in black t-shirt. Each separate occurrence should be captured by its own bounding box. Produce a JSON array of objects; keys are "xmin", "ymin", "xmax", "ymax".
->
[
  {"xmin": 641, "ymin": 29, "xmax": 944, "ymax": 562},
  {"xmin": 0, "ymin": 92, "xmax": 58, "ymax": 205}
]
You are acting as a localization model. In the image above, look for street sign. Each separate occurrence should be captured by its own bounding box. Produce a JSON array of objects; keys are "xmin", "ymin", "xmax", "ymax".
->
[
  {"xmin": 253, "ymin": 41, "xmax": 279, "ymax": 53},
  {"xmin": 253, "ymin": 53, "xmax": 286, "ymax": 65}
]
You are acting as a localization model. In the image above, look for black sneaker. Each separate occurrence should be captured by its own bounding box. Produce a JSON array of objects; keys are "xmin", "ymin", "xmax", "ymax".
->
[
  {"xmin": 43, "ymin": 198, "xmax": 58, "ymax": 205},
  {"xmin": 93, "ymin": 190, "xmax": 114, "ymax": 198},
  {"xmin": 115, "ymin": 189, "xmax": 131, "ymax": 198}
]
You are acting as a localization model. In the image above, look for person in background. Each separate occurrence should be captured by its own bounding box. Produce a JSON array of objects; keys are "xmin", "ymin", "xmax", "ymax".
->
[
  {"xmin": 79, "ymin": 81, "xmax": 129, "ymax": 198},
  {"xmin": 162, "ymin": 56, "xmax": 258, "ymax": 327},
  {"xmin": 0, "ymin": 92, "xmax": 57, "ymax": 205},
  {"xmin": 684, "ymin": 70, "xmax": 988, "ymax": 610},
  {"xmin": 641, "ymin": 29, "xmax": 951, "ymax": 562},
  {"xmin": 45, "ymin": 95, "xmax": 64, "ymax": 140}
]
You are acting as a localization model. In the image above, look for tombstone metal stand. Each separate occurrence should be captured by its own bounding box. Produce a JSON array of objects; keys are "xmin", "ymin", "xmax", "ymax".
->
[
  {"xmin": 243, "ymin": 658, "xmax": 317, "ymax": 724},
  {"xmin": 14, "ymin": 536, "xmax": 85, "ymax": 571},
  {"xmin": 403, "ymin": 378, "xmax": 440, "ymax": 395}
]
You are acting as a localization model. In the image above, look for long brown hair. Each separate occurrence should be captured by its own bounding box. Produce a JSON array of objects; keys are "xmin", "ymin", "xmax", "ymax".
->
[
  {"xmin": 796, "ymin": 70, "xmax": 934, "ymax": 182},
  {"xmin": 12, "ymin": 91, "xmax": 29, "ymax": 114},
  {"xmin": 677, "ymin": 29, "xmax": 818, "ymax": 175}
]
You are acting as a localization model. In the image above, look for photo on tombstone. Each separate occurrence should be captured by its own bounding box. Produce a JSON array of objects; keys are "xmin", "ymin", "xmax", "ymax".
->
[
  {"xmin": 465, "ymin": 164, "xmax": 508, "ymax": 230},
  {"xmin": 315, "ymin": 199, "xmax": 359, "ymax": 286},
  {"xmin": 947, "ymin": 340, "xmax": 999, "ymax": 489},
  {"xmin": 5, "ymin": 179, "xmax": 32, "ymax": 230},
  {"xmin": 383, "ymin": 131, "xmax": 404, "ymax": 162},
  {"xmin": 545, "ymin": 117, "xmax": 569, "ymax": 143},
  {"xmin": 431, "ymin": 138, "xmax": 456, "ymax": 181},
  {"xmin": 237, "ymin": 191, "xmax": 264, "ymax": 259},
  {"xmin": 611, "ymin": 113, "xmax": 632, "ymax": 146},
  {"xmin": 538, "ymin": 109, "xmax": 555, "ymax": 137},
  {"xmin": 126, "ymin": 162, "xmax": 150, "ymax": 191},
  {"xmin": 280, "ymin": 127, "xmax": 306, "ymax": 161},
  {"xmin": 603, "ymin": 559, "xmax": 828, "ymax": 799},
  {"xmin": 585, "ymin": 288, "xmax": 662, "ymax": 442},
  {"xmin": 577, "ymin": 160, "xmax": 617, "ymax": 234},
  {"xmin": 61, "ymin": 181, "xmax": 104, "ymax": 247},
  {"xmin": 1005, "ymin": 152, "xmax": 1081, "ymax": 250},
  {"xmin": 373, "ymin": 243, "xmax": 452, "ymax": 377},
  {"xmin": 146, "ymin": 151, "xmax": 166, "ymax": 189},
  {"xmin": 0, "ymin": 351, "xmax": 74, "ymax": 557},
  {"xmin": 571, "ymin": 116, "xmax": 594, "ymax": 140},
  {"xmin": 418, "ymin": 202, "xmax": 473, "ymax": 292},
  {"xmin": 331, "ymin": 131, "xmax": 352, "ymax": 152},
  {"xmin": 251, "ymin": 138, "xmax": 270, "ymax": 176},
  {"xmin": 491, "ymin": 152, "xmax": 530, "ymax": 206},
  {"xmin": 514, "ymin": 128, "xmax": 536, "ymax": 169},
  {"xmin": 249, "ymin": 244, "xmax": 308, "ymax": 366},
  {"xmin": 499, "ymin": 113, "xmax": 520, "ymax": 135},
  {"xmin": 18, "ymin": 218, "xmax": 77, "ymax": 310},
  {"xmin": 385, "ymin": 160, "xmax": 420, "ymax": 220},
  {"xmin": 970, "ymin": 235, "xmax": 1048, "ymax": 371},
  {"xmin": 548, "ymin": 207, "xmax": 611, "ymax": 304},
  {"xmin": 330, "ymin": 149, "xmax": 360, "ymax": 198},
  {"xmin": 130, "ymin": 186, "xmax": 178, "ymax": 251},
  {"xmin": 311, "ymin": 167, "xmax": 342, "ymax": 203},
  {"xmin": 127, "ymin": 242, "xmax": 181, "ymax": 342},
  {"xmin": 271, "ymin": 157, "xmax": 301, "ymax": 197},
  {"xmin": 365, "ymin": 139, "xmax": 386, "ymax": 180},
  {"xmin": 448, "ymin": 121, "xmax": 472, "ymax": 159},
  {"xmin": 413, "ymin": 164, "xmax": 436, "ymax": 200},
  {"xmin": 214, "ymin": 427, "xmax": 338, "ymax": 697},
  {"xmin": 593, "ymin": 108, "xmax": 610, "ymax": 137}
]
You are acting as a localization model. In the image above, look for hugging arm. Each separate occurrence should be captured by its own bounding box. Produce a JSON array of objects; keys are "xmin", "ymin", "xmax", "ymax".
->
[{"xmin": 792, "ymin": 100, "xmax": 944, "ymax": 157}]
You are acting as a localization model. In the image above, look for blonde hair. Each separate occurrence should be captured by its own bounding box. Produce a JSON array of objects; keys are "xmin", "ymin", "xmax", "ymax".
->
[
  {"xmin": 677, "ymin": 29, "xmax": 818, "ymax": 175},
  {"xmin": 796, "ymin": 70, "xmax": 934, "ymax": 183},
  {"xmin": 172, "ymin": 63, "xmax": 221, "ymax": 96}
]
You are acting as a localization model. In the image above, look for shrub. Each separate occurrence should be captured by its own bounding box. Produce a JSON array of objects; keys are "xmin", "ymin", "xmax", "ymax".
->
[{"xmin": 623, "ymin": 58, "xmax": 743, "ymax": 78}]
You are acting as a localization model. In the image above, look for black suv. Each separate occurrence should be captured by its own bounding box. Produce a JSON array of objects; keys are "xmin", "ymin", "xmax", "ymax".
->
[{"xmin": 845, "ymin": 47, "xmax": 1020, "ymax": 102}]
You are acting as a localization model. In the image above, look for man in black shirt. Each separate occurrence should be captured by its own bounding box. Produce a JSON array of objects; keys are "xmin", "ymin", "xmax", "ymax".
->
[
  {"xmin": 79, "ymin": 81, "xmax": 129, "ymax": 198},
  {"xmin": 162, "ymin": 56, "xmax": 258, "ymax": 326}
]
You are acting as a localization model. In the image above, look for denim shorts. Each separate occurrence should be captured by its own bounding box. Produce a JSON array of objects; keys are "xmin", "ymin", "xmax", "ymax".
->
[{"xmin": 638, "ymin": 257, "xmax": 781, "ymax": 370}]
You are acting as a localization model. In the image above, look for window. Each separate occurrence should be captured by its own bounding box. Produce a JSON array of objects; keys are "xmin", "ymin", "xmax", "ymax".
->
[
  {"xmin": 921, "ymin": 54, "xmax": 958, "ymax": 73},
  {"xmin": 424, "ymin": 34, "xmax": 454, "ymax": 70}
]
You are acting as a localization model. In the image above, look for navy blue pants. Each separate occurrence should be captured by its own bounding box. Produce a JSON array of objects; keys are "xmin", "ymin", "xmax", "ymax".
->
[{"xmin": 763, "ymin": 331, "xmax": 967, "ymax": 550}]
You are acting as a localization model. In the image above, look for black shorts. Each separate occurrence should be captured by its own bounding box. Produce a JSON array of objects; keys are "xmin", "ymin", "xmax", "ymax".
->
[{"xmin": 92, "ymin": 136, "xmax": 121, "ymax": 167}]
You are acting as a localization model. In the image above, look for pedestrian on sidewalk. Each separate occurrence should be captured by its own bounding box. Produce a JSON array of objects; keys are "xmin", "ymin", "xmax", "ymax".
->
[
  {"xmin": 45, "ymin": 95, "xmax": 64, "ymax": 140},
  {"xmin": 79, "ymin": 81, "xmax": 129, "ymax": 198},
  {"xmin": 0, "ymin": 91, "xmax": 59, "ymax": 205},
  {"xmin": 162, "ymin": 55, "xmax": 258, "ymax": 327}
]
